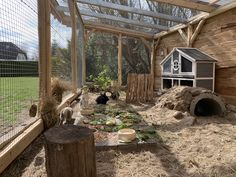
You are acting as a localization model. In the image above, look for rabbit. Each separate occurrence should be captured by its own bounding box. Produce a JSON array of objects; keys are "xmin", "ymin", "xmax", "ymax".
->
[
  {"xmin": 96, "ymin": 93, "xmax": 109, "ymax": 104},
  {"xmin": 110, "ymin": 91, "xmax": 120, "ymax": 100},
  {"xmin": 59, "ymin": 107, "xmax": 73, "ymax": 125}
]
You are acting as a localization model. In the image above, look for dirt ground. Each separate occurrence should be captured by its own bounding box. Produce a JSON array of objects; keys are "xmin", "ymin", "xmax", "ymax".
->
[{"xmin": 1, "ymin": 92, "xmax": 236, "ymax": 177}]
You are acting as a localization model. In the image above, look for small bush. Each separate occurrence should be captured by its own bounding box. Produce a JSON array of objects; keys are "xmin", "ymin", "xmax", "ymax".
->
[{"xmin": 88, "ymin": 67, "xmax": 112, "ymax": 91}]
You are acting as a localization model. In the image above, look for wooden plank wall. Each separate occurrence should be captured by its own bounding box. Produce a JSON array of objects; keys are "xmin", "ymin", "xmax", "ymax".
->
[
  {"xmin": 126, "ymin": 74, "xmax": 154, "ymax": 103},
  {"xmin": 154, "ymin": 8, "xmax": 236, "ymax": 104}
]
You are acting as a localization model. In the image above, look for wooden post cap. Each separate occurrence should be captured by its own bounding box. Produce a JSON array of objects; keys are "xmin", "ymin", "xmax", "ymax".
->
[{"xmin": 44, "ymin": 125, "xmax": 93, "ymax": 144}]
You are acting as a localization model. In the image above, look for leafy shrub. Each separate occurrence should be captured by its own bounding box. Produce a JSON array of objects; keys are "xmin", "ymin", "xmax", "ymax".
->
[{"xmin": 88, "ymin": 66, "xmax": 112, "ymax": 91}]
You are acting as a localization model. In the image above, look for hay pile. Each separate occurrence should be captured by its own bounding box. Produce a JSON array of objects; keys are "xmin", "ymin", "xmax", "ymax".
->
[
  {"xmin": 51, "ymin": 78, "xmax": 71, "ymax": 103},
  {"xmin": 40, "ymin": 97, "xmax": 58, "ymax": 129},
  {"xmin": 156, "ymin": 86, "xmax": 213, "ymax": 112}
]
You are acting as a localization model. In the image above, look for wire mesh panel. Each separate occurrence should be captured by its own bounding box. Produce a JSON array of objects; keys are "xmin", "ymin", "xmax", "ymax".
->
[
  {"xmin": 0, "ymin": 0, "xmax": 39, "ymax": 142},
  {"xmin": 50, "ymin": 2, "xmax": 72, "ymax": 84},
  {"xmin": 86, "ymin": 32, "xmax": 118, "ymax": 82},
  {"xmin": 85, "ymin": 33, "xmax": 151, "ymax": 85}
]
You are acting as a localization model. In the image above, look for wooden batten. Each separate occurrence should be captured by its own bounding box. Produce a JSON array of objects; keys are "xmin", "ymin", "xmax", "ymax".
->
[
  {"xmin": 178, "ymin": 29, "xmax": 188, "ymax": 45},
  {"xmin": 81, "ymin": 27, "xmax": 86, "ymax": 85},
  {"xmin": 140, "ymin": 37, "xmax": 151, "ymax": 52},
  {"xmin": 187, "ymin": 25, "xmax": 193, "ymax": 47},
  {"xmin": 150, "ymin": 0, "xmax": 215, "ymax": 12},
  {"xmin": 84, "ymin": 21, "xmax": 153, "ymax": 39},
  {"xmin": 118, "ymin": 34, "xmax": 123, "ymax": 86},
  {"xmin": 190, "ymin": 20, "xmax": 205, "ymax": 45},
  {"xmin": 150, "ymin": 41, "xmax": 156, "ymax": 76},
  {"xmin": 68, "ymin": 0, "xmax": 78, "ymax": 92},
  {"xmin": 0, "ymin": 119, "xmax": 44, "ymax": 174}
]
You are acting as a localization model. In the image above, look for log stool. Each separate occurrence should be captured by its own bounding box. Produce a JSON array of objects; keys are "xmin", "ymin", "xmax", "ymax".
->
[{"xmin": 44, "ymin": 125, "xmax": 96, "ymax": 177}]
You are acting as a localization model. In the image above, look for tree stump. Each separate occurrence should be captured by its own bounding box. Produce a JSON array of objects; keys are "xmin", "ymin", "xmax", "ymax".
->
[{"xmin": 44, "ymin": 125, "xmax": 96, "ymax": 177}]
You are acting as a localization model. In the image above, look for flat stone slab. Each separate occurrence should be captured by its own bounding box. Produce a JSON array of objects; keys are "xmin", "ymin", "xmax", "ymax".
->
[{"xmin": 95, "ymin": 132, "xmax": 158, "ymax": 152}]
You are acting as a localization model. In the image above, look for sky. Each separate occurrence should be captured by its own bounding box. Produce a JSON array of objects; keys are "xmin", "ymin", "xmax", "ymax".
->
[{"xmin": 0, "ymin": 0, "xmax": 71, "ymax": 60}]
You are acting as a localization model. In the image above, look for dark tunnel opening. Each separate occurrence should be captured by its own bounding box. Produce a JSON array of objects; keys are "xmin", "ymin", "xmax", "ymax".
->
[{"xmin": 194, "ymin": 98, "xmax": 223, "ymax": 116}]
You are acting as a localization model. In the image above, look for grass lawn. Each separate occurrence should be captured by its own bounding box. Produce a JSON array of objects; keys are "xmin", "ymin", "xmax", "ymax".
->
[{"xmin": 0, "ymin": 77, "xmax": 39, "ymax": 124}]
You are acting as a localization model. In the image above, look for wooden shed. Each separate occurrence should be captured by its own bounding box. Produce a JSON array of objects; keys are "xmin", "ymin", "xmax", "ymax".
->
[{"xmin": 160, "ymin": 48, "xmax": 217, "ymax": 91}]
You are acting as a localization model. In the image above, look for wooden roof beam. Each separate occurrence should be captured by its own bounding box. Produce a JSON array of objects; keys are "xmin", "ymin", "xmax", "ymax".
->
[
  {"xmin": 57, "ymin": 6, "xmax": 169, "ymax": 30},
  {"xmin": 76, "ymin": 0, "xmax": 187, "ymax": 23},
  {"xmin": 84, "ymin": 20, "xmax": 154, "ymax": 39},
  {"xmin": 149, "ymin": 0, "xmax": 215, "ymax": 12}
]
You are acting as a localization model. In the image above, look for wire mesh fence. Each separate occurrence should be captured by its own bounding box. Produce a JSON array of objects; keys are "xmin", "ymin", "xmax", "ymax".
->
[
  {"xmin": 85, "ymin": 32, "xmax": 151, "ymax": 85},
  {"xmin": 0, "ymin": 0, "xmax": 39, "ymax": 143},
  {"xmin": 50, "ymin": 0, "xmax": 79, "ymax": 96},
  {"xmin": 50, "ymin": 9, "xmax": 72, "ymax": 82},
  {"xmin": 86, "ymin": 32, "xmax": 118, "ymax": 82}
]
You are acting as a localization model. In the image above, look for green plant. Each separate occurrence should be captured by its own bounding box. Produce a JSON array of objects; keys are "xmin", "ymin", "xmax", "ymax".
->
[{"xmin": 89, "ymin": 66, "xmax": 112, "ymax": 90}]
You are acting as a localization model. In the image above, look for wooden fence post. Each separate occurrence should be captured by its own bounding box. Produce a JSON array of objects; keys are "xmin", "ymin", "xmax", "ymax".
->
[
  {"xmin": 68, "ymin": 0, "xmax": 78, "ymax": 92},
  {"xmin": 77, "ymin": 17, "xmax": 85, "ymax": 87},
  {"xmin": 38, "ymin": 0, "xmax": 51, "ymax": 98}
]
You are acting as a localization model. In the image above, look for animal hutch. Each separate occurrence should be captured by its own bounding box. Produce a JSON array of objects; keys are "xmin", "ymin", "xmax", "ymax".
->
[{"xmin": 160, "ymin": 48, "xmax": 217, "ymax": 91}]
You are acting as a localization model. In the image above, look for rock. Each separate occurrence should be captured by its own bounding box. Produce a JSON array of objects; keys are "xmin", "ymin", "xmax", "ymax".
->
[
  {"xmin": 179, "ymin": 116, "xmax": 196, "ymax": 126},
  {"xmin": 115, "ymin": 118, "xmax": 122, "ymax": 126},
  {"xmin": 190, "ymin": 88, "xmax": 202, "ymax": 97},
  {"xmin": 183, "ymin": 111, "xmax": 190, "ymax": 116},
  {"xmin": 173, "ymin": 111, "xmax": 184, "ymax": 119},
  {"xmin": 83, "ymin": 119, "xmax": 90, "ymax": 124},
  {"xmin": 106, "ymin": 118, "xmax": 116, "ymax": 125},
  {"xmin": 226, "ymin": 104, "xmax": 236, "ymax": 113},
  {"xmin": 73, "ymin": 119, "xmax": 80, "ymax": 125}
]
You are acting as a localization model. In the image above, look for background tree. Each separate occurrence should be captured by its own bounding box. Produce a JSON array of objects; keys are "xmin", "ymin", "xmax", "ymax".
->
[{"xmin": 51, "ymin": 40, "xmax": 72, "ymax": 81}]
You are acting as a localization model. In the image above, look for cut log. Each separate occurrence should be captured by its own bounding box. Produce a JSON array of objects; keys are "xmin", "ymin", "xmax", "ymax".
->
[{"xmin": 44, "ymin": 125, "xmax": 96, "ymax": 177}]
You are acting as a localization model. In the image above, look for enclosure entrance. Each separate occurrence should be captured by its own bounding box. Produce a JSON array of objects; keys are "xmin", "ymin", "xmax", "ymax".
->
[{"xmin": 194, "ymin": 98, "xmax": 223, "ymax": 116}]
